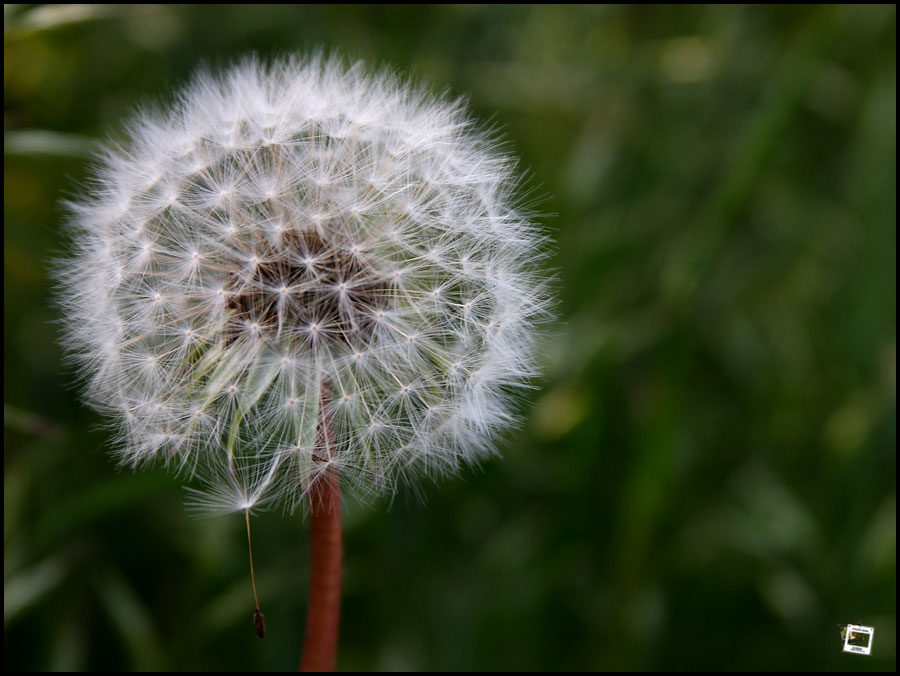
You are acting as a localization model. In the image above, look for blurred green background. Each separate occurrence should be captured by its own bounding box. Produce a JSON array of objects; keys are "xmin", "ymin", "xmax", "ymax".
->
[{"xmin": 4, "ymin": 4, "xmax": 895, "ymax": 671}]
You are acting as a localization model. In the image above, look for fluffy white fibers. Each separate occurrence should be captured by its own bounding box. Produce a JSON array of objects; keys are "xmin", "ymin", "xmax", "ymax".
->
[{"xmin": 56, "ymin": 54, "xmax": 552, "ymax": 513}]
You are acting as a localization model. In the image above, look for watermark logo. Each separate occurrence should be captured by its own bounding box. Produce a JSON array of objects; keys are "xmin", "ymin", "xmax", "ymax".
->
[{"xmin": 838, "ymin": 623, "xmax": 874, "ymax": 656}]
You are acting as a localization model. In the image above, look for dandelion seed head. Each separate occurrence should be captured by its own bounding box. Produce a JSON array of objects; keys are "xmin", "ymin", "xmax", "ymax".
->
[{"xmin": 55, "ymin": 54, "xmax": 552, "ymax": 513}]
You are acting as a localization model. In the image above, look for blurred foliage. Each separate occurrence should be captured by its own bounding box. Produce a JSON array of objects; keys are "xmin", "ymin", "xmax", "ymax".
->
[{"xmin": 4, "ymin": 4, "xmax": 896, "ymax": 671}]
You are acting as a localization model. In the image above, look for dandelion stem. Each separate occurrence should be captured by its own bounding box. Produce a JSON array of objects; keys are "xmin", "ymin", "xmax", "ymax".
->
[{"xmin": 300, "ymin": 386, "xmax": 342, "ymax": 672}]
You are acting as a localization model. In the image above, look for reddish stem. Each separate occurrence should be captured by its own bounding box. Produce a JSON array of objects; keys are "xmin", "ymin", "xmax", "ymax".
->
[{"xmin": 300, "ymin": 387, "xmax": 342, "ymax": 672}]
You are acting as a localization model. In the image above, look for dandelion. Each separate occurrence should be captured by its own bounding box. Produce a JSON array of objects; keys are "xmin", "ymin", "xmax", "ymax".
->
[{"xmin": 55, "ymin": 54, "xmax": 552, "ymax": 670}]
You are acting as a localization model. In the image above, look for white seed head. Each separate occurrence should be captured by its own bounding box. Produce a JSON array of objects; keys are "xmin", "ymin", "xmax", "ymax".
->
[{"xmin": 55, "ymin": 54, "xmax": 552, "ymax": 514}]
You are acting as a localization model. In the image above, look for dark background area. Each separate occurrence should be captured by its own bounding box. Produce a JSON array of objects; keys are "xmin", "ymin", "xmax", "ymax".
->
[{"xmin": 4, "ymin": 4, "xmax": 895, "ymax": 671}]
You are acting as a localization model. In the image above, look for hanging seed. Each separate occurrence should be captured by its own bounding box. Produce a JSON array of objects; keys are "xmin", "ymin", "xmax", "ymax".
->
[{"xmin": 254, "ymin": 609, "xmax": 266, "ymax": 639}]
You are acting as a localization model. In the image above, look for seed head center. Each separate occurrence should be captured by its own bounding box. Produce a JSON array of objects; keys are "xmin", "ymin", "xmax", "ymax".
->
[{"xmin": 224, "ymin": 229, "xmax": 389, "ymax": 350}]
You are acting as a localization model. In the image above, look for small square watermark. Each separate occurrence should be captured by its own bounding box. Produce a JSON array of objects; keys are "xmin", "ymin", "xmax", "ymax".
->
[{"xmin": 838, "ymin": 623, "xmax": 874, "ymax": 656}]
